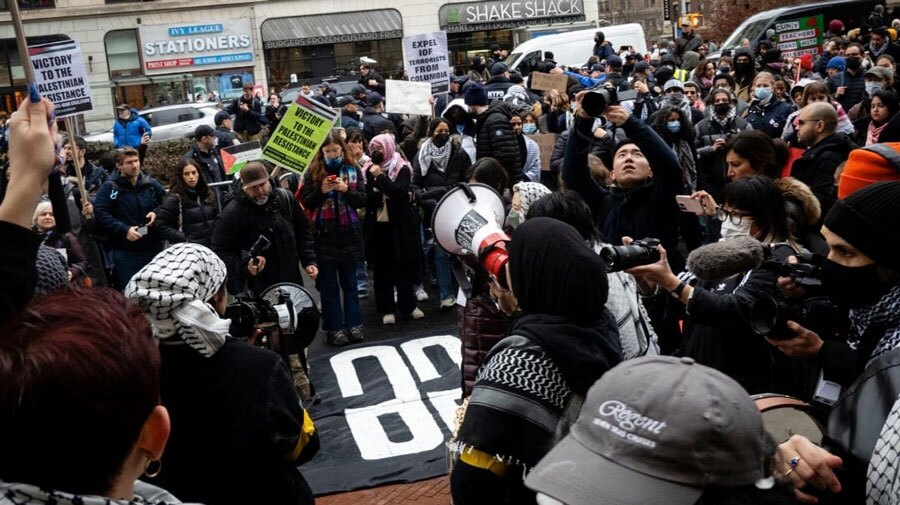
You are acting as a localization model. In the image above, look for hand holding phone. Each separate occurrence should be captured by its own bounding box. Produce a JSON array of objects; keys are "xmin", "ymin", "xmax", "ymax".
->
[{"xmin": 676, "ymin": 195, "xmax": 705, "ymax": 214}]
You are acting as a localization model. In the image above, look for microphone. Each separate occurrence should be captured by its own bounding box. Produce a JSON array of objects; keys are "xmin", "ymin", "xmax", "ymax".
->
[{"xmin": 687, "ymin": 235, "xmax": 765, "ymax": 281}]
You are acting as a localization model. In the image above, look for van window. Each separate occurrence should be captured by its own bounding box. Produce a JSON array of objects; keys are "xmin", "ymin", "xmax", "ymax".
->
[{"xmin": 722, "ymin": 17, "xmax": 774, "ymax": 51}]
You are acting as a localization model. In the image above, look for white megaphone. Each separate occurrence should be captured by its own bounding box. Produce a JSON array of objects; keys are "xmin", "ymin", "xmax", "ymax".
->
[{"xmin": 432, "ymin": 183, "xmax": 511, "ymax": 286}]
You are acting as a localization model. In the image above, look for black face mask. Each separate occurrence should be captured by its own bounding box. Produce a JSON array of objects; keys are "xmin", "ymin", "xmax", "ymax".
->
[
  {"xmin": 714, "ymin": 102, "xmax": 731, "ymax": 116},
  {"xmin": 822, "ymin": 258, "xmax": 890, "ymax": 308},
  {"xmin": 370, "ymin": 150, "xmax": 384, "ymax": 165},
  {"xmin": 433, "ymin": 133, "xmax": 450, "ymax": 148},
  {"xmin": 734, "ymin": 61, "xmax": 753, "ymax": 74},
  {"xmin": 623, "ymin": 64, "xmax": 635, "ymax": 73},
  {"xmin": 846, "ymin": 57, "xmax": 862, "ymax": 71}
]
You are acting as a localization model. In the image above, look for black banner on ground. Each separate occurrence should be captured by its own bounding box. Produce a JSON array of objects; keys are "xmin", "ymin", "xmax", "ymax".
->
[{"xmin": 299, "ymin": 334, "xmax": 463, "ymax": 495}]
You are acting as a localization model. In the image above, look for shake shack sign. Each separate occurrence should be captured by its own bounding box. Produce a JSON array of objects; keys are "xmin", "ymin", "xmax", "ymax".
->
[{"xmin": 440, "ymin": 0, "xmax": 585, "ymax": 33}]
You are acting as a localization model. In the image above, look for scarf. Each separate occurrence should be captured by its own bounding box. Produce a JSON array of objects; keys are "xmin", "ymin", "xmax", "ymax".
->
[
  {"xmin": 124, "ymin": 243, "xmax": 230, "ymax": 357},
  {"xmin": 670, "ymin": 138, "xmax": 698, "ymax": 192},
  {"xmin": 868, "ymin": 393, "xmax": 900, "ymax": 505},
  {"xmin": 0, "ymin": 480, "xmax": 194, "ymax": 505},
  {"xmin": 364, "ymin": 133, "xmax": 409, "ymax": 181},
  {"xmin": 314, "ymin": 163, "xmax": 360, "ymax": 234},
  {"xmin": 713, "ymin": 104, "xmax": 737, "ymax": 130},
  {"xmin": 846, "ymin": 282, "xmax": 900, "ymax": 366},
  {"xmin": 417, "ymin": 137, "xmax": 451, "ymax": 177},
  {"xmin": 512, "ymin": 182, "xmax": 551, "ymax": 219},
  {"xmin": 868, "ymin": 120, "xmax": 888, "ymax": 145}
]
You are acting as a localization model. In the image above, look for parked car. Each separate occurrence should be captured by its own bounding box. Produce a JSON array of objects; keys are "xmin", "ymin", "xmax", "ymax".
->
[
  {"xmin": 280, "ymin": 78, "xmax": 358, "ymax": 106},
  {"xmin": 84, "ymin": 102, "xmax": 220, "ymax": 144},
  {"xmin": 505, "ymin": 23, "xmax": 648, "ymax": 75}
]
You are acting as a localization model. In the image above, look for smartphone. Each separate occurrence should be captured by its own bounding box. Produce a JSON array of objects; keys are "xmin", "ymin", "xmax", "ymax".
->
[
  {"xmin": 327, "ymin": 175, "xmax": 338, "ymax": 182},
  {"xmin": 676, "ymin": 195, "xmax": 704, "ymax": 214},
  {"xmin": 137, "ymin": 226, "xmax": 149, "ymax": 237}
]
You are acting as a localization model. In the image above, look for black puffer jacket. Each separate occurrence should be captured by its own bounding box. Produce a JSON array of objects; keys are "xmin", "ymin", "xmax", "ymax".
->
[
  {"xmin": 789, "ymin": 133, "xmax": 856, "ymax": 219},
  {"xmin": 474, "ymin": 102, "xmax": 523, "ymax": 186},
  {"xmin": 694, "ymin": 114, "xmax": 752, "ymax": 199},
  {"xmin": 154, "ymin": 190, "xmax": 219, "ymax": 247}
]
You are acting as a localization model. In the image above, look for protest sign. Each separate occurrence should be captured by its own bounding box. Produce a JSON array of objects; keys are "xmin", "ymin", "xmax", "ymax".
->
[
  {"xmin": 775, "ymin": 15, "xmax": 825, "ymax": 59},
  {"xmin": 221, "ymin": 141, "xmax": 262, "ymax": 174},
  {"xmin": 404, "ymin": 31, "xmax": 451, "ymax": 95},
  {"xmin": 532, "ymin": 133, "xmax": 557, "ymax": 171},
  {"xmin": 530, "ymin": 72, "xmax": 569, "ymax": 93},
  {"xmin": 385, "ymin": 80, "xmax": 433, "ymax": 116},
  {"xmin": 262, "ymin": 102, "xmax": 336, "ymax": 174},
  {"xmin": 29, "ymin": 40, "xmax": 93, "ymax": 117}
]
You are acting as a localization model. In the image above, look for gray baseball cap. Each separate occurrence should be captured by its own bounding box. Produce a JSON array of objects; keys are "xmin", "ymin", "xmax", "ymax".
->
[{"xmin": 525, "ymin": 356, "xmax": 770, "ymax": 505}]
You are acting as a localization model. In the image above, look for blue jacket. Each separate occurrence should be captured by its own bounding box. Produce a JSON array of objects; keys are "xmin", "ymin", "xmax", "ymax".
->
[
  {"xmin": 113, "ymin": 109, "xmax": 152, "ymax": 149},
  {"xmin": 94, "ymin": 172, "xmax": 165, "ymax": 251},
  {"xmin": 564, "ymin": 71, "xmax": 606, "ymax": 89}
]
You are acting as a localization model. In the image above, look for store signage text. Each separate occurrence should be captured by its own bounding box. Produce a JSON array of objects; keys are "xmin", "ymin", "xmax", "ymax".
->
[
  {"xmin": 264, "ymin": 30, "xmax": 404, "ymax": 49},
  {"xmin": 139, "ymin": 19, "xmax": 255, "ymax": 74},
  {"xmin": 461, "ymin": 0, "xmax": 581, "ymax": 22}
]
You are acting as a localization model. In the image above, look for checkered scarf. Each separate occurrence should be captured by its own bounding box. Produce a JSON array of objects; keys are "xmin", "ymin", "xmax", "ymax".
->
[{"xmin": 125, "ymin": 243, "xmax": 230, "ymax": 357}]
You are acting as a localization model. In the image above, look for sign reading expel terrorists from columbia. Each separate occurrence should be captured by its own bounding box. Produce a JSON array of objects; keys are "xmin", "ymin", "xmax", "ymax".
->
[{"xmin": 138, "ymin": 19, "xmax": 254, "ymax": 74}]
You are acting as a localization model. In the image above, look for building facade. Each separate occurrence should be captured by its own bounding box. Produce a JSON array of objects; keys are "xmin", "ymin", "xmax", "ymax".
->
[{"xmin": 0, "ymin": 0, "xmax": 598, "ymax": 133}]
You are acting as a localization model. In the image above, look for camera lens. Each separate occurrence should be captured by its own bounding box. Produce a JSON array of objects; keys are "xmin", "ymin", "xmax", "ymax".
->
[
  {"xmin": 599, "ymin": 242, "xmax": 661, "ymax": 272},
  {"xmin": 582, "ymin": 90, "xmax": 608, "ymax": 118}
]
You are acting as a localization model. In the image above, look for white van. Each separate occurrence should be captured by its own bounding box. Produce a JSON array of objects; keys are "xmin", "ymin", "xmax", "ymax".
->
[{"xmin": 505, "ymin": 24, "xmax": 648, "ymax": 74}]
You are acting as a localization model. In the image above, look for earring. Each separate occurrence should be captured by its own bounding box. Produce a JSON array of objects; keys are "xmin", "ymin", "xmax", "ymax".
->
[{"xmin": 144, "ymin": 457, "xmax": 162, "ymax": 478}]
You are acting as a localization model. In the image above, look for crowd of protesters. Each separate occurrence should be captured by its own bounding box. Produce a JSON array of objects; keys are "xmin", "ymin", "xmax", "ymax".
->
[{"xmin": 3, "ymin": 9, "xmax": 900, "ymax": 505}]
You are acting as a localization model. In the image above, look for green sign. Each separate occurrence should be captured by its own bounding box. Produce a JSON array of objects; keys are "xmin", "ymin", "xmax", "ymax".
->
[
  {"xmin": 262, "ymin": 101, "xmax": 336, "ymax": 174},
  {"xmin": 775, "ymin": 14, "xmax": 825, "ymax": 59}
]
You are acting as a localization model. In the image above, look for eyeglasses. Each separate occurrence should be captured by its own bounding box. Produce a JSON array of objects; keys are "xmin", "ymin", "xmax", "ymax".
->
[
  {"xmin": 715, "ymin": 206, "xmax": 750, "ymax": 225},
  {"xmin": 796, "ymin": 118, "xmax": 822, "ymax": 126}
]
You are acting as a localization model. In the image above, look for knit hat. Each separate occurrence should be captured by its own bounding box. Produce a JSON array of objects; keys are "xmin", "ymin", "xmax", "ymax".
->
[
  {"xmin": 491, "ymin": 62, "xmax": 510, "ymax": 76},
  {"xmin": 525, "ymin": 356, "xmax": 771, "ymax": 505},
  {"xmin": 464, "ymin": 83, "xmax": 489, "ymax": 106},
  {"xmin": 838, "ymin": 144, "xmax": 900, "ymax": 200},
  {"xmin": 663, "ymin": 79, "xmax": 685, "ymax": 92},
  {"xmin": 827, "ymin": 56, "xmax": 846, "ymax": 72},
  {"xmin": 35, "ymin": 245, "xmax": 68, "ymax": 295},
  {"xmin": 194, "ymin": 124, "xmax": 215, "ymax": 140},
  {"xmin": 825, "ymin": 181, "xmax": 900, "ymax": 270},
  {"xmin": 798, "ymin": 53, "xmax": 814, "ymax": 72},
  {"xmin": 239, "ymin": 161, "xmax": 270, "ymax": 188},
  {"xmin": 829, "ymin": 19, "xmax": 845, "ymax": 33}
]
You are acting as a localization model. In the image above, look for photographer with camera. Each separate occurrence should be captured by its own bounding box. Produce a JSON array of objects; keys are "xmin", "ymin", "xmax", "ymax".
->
[
  {"xmin": 126, "ymin": 243, "xmax": 319, "ymax": 505},
  {"xmin": 628, "ymin": 176, "xmax": 807, "ymax": 396},
  {"xmin": 694, "ymin": 88, "xmax": 752, "ymax": 200}
]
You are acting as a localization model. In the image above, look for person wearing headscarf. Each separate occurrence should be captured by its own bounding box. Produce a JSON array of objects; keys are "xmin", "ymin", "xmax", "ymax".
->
[
  {"xmin": 507, "ymin": 181, "xmax": 550, "ymax": 230},
  {"xmin": 125, "ymin": 243, "xmax": 319, "ymax": 505},
  {"xmin": 363, "ymin": 133, "xmax": 424, "ymax": 324},
  {"xmin": 450, "ymin": 218, "xmax": 622, "ymax": 505}
]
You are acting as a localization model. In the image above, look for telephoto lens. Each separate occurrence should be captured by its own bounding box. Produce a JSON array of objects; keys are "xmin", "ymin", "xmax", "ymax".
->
[{"xmin": 599, "ymin": 238, "xmax": 662, "ymax": 272}]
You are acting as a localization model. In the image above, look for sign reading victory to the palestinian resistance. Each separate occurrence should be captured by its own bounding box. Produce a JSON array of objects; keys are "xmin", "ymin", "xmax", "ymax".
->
[
  {"xmin": 262, "ymin": 97, "xmax": 337, "ymax": 174},
  {"xmin": 404, "ymin": 31, "xmax": 451, "ymax": 95},
  {"xmin": 29, "ymin": 40, "xmax": 93, "ymax": 117},
  {"xmin": 776, "ymin": 15, "xmax": 825, "ymax": 59}
]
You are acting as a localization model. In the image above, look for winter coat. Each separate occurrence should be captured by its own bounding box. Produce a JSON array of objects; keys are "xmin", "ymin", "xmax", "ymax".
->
[
  {"xmin": 828, "ymin": 71, "xmax": 867, "ymax": 113},
  {"xmin": 300, "ymin": 166, "xmax": 367, "ymax": 261},
  {"xmin": 474, "ymin": 102, "xmax": 524, "ymax": 186},
  {"xmin": 65, "ymin": 160, "xmax": 107, "ymax": 199},
  {"xmin": 744, "ymin": 98, "xmax": 794, "ymax": 138},
  {"xmin": 521, "ymin": 135, "xmax": 541, "ymax": 182},
  {"xmin": 181, "ymin": 143, "xmax": 225, "ymax": 185},
  {"xmin": 483, "ymin": 76, "xmax": 514, "ymax": 102},
  {"xmin": 593, "ymin": 41, "xmax": 615, "ymax": 60},
  {"xmin": 459, "ymin": 289, "xmax": 510, "ymax": 397},
  {"xmin": 340, "ymin": 110, "xmax": 360, "ymax": 130},
  {"xmin": 225, "ymin": 96, "xmax": 266, "ymax": 136},
  {"xmin": 112, "ymin": 109, "xmax": 151, "ymax": 149},
  {"xmin": 94, "ymin": 172, "xmax": 166, "ymax": 252},
  {"xmin": 789, "ymin": 133, "xmax": 856, "ymax": 219},
  {"xmin": 399, "ymin": 116, "xmax": 429, "ymax": 163},
  {"xmin": 361, "ymin": 108, "xmax": 397, "ymax": 143},
  {"xmin": 549, "ymin": 128, "xmax": 612, "ymax": 175},
  {"xmin": 214, "ymin": 125, "xmax": 238, "ymax": 148},
  {"xmin": 412, "ymin": 139, "xmax": 472, "ymax": 224},
  {"xmin": 39, "ymin": 229, "xmax": 88, "ymax": 282},
  {"xmin": 154, "ymin": 190, "xmax": 219, "ymax": 247},
  {"xmin": 694, "ymin": 114, "xmax": 752, "ymax": 199},
  {"xmin": 363, "ymin": 165, "xmax": 422, "ymax": 263},
  {"xmin": 211, "ymin": 186, "xmax": 316, "ymax": 293},
  {"xmin": 358, "ymin": 71, "xmax": 386, "ymax": 96},
  {"xmin": 775, "ymin": 177, "xmax": 828, "ymax": 256}
]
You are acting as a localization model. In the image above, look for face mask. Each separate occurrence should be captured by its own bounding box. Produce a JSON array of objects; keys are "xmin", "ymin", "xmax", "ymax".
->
[
  {"xmin": 866, "ymin": 81, "xmax": 883, "ymax": 97},
  {"xmin": 734, "ymin": 62, "xmax": 752, "ymax": 73},
  {"xmin": 456, "ymin": 123, "xmax": 466, "ymax": 134},
  {"xmin": 754, "ymin": 87, "xmax": 773, "ymax": 101},
  {"xmin": 507, "ymin": 209, "xmax": 521, "ymax": 228},
  {"xmin": 370, "ymin": 150, "xmax": 385, "ymax": 165},
  {"xmin": 720, "ymin": 217, "xmax": 754, "ymax": 241},
  {"xmin": 523, "ymin": 123, "xmax": 538, "ymax": 134},
  {"xmin": 666, "ymin": 120, "xmax": 681, "ymax": 133},
  {"xmin": 847, "ymin": 57, "xmax": 862, "ymax": 71},
  {"xmin": 325, "ymin": 156, "xmax": 343, "ymax": 169},
  {"xmin": 718, "ymin": 66, "xmax": 731, "ymax": 74},
  {"xmin": 822, "ymin": 259, "xmax": 890, "ymax": 308},
  {"xmin": 714, "ymin": 102, "xmax": 731, "ymax": 116},
  {"xmin": 433, "ymin": 133, "xmax": 450, "ymax": 147}
]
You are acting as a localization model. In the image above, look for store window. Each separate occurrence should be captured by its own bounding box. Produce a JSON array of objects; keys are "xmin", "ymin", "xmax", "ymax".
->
[
  {"xmin": 0, "ymin": 0, "xmax": 55, "ymax": 9},
  {"xmin": 446, "ymin": 30, "xmax": 515, "ymax": 74},
  {"xmin": 105, "ymin": 30, "xmax": 141, "ymax": 79}
]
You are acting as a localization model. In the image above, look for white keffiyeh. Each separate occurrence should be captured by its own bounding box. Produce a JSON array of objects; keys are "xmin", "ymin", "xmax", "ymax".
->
[{"xmin": 125, "ymin": 243, "xmax": 230, "ymax": 357}]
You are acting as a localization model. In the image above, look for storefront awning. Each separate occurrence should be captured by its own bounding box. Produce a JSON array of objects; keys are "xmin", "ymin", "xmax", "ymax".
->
[{"xmin": 261, "ymin": 10, "xmax": 403, "ymax": 49}]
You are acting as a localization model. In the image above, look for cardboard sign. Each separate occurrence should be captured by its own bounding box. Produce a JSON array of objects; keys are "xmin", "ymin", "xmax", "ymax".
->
[
  {"xmin": 221, "ymin": 141, "xmax": 262, "ymax": 175},
  {"xmin": 776, "ymin": 15, "xmax": 825, "ymax": 59},
  {"xmin": 530, "ymin": 72, "xmax": 569, "ymax": 93},
  {"xmin": 531, "ymin": 133, "xmax": 557, "ymax": 171},
  {"xmin": 29, "ymin": 40, "xmax": 93, "ymax": 117},
  {"xmin": 385, "ymin": 80, "xmax": 433, "ymax": 116},
  {"xmin": 404, "ymin": 31, "xmax": 451, "ymax": 95},
  {"xmin": 262, "ymin": 102, "xmax": 336, "ymax": 174}
]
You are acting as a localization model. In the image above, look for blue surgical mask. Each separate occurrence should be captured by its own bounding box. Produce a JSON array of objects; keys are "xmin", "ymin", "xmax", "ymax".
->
[
  {"xmin": 325, "ymin": 156, "xmax": 343, "ymax": 169},
  {"xmin": 754, "ymin": 87, "xmax": 773, "ymax": 101},
  {"xmin": 456, "ymin": 123, "xmax": 466, "ymax": 134},
  {"xmin": 866, "ymin": 81, "xmax": 883, "ymax": 97},
  {"xmin": 666, "ymin": 120, "xmax": 681, "ymax": 133},
  {"xmin": 523, "ymin": 123, "xmax": 537, "ymax": 134},
  {"xmin": 507, "ymin": 209, "xmax": 521, "ymax": 228}
]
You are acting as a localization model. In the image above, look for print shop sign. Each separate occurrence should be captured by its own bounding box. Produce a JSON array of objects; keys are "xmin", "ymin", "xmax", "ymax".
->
[
  {"xmin": 440, "ymin": 0, "xmax": 585, "ymax": 32},
  {"xmin": 139, "ymin": 19, "xmax": 254, "ymax": 74}
]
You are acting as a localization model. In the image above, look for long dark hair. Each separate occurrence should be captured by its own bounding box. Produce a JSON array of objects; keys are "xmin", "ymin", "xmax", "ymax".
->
[
  {"xmin": 653, "ymin": 105, "xmax": 694, "ymax": 143},
  {"xmin": 723, "ymin": 176, "xmax": 797, "ymax": 247},
  {"xmin": 724, "ymin": 130, "xmax": 788, "ymax": 179},
  {"xmin": 308, "ymin": 131, "xmax": 357, "ymax": 185},
  {"xmin": 526, "ymin": 190, "xmax": 603, "ymax": 244},
  {"xmin": 467, "ymin": 157, "xmax": 508, "ymax": 194},
  {"xmin": 427, "ymin": 117, "xmax": 452, "ymax": 137},
  {"xmin": 171, "ymin": 159, "xmax": 213, "ymax": 205},
  {"xmin": 871, "ymin": 89, "xmax": 900, "ymax": 125}
]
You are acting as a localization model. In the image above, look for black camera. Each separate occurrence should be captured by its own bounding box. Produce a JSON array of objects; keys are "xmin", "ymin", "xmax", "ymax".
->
[
  {"xmin": 749, "ymin": 251, "xmax": 845, "ymax": 341},
  {"xmin": 243, "ymin": 235, "xmax": 271, "ymax": 267},
  {"xmin": 600, "ymin": 238, "xmax": 662, "ymax": 272},
  {"xmin": 225, "ymin": 283, "xmax": 320, "ymax": 354},
  {"xmin": 582, "ymin": 86, "xmax": 638, "ymax": 117}
]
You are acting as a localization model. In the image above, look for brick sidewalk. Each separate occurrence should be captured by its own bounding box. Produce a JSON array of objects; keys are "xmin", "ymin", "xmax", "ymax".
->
[{"xmin": 316, "ymin": 476, "xmax": 451, "ymax": 505}]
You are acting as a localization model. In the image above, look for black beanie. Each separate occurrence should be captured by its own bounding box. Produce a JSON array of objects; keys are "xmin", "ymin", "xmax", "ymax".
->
[
  {"xmin": 824, "ymin": 181, "xmax": 900, "ymax": 271},
  {"xmin": 464, "ymin": 84, "xmax": 489, "ymax": 106}
]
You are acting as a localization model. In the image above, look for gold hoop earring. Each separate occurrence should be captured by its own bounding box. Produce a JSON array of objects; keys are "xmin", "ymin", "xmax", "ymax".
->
[{"xmin": 144, "ymin": 458, "xmax": 162, "ymax": 478}]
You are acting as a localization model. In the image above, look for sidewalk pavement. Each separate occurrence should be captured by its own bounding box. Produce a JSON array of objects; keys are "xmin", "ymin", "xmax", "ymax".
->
[{"xmin": 316, "ymin": 476, "xmax": 451, "ymax": 505}]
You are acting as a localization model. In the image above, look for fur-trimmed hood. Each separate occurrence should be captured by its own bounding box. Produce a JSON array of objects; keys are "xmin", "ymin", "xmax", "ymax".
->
[{"xmin": 776, "ymin": 176, "xmax": 821, "ymax": 225}]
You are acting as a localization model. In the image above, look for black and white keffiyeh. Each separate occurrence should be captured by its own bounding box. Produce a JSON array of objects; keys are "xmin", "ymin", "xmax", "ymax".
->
[
  {"xmin": 125, "ymin": 243, "xmax": 230, "ymax": 358},
  {"xmin": 417, "ymin": 137, "xmax": 452, "ymax": 177},
  {"xmin": 867, "ymin": 394, "xmax": 900, "ymax": 505},
  {"xmin": 0, "ymin": 479, "xmax": 194, "ymax": 504},
  {"xmin": 849, "ymin": 283, "xmax": 900, "ymax": 365},
  {"xmin": 512, "ymin": 182, "xmax": 551, "ymax": 219}
]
